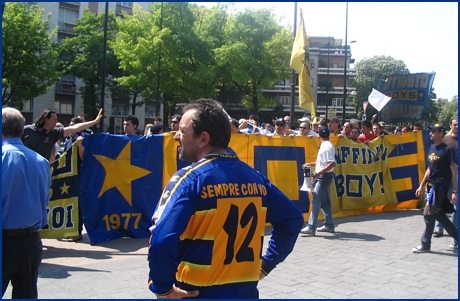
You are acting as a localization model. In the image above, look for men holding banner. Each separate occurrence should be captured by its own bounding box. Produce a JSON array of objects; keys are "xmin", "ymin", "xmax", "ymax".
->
[
  {"xmin": 2, "ymin": 108, "xmax": 50, "ymax": 298},
  {"xmin": 300, "ymin": 126, "xmax": 337, "ymax": 236},
  {"xmin": 147, "ymin": 99, "xmax": 303, "ymax": 299},
  {"xmin": 413, "ymin": 125, "xmax": 458, "ymax": 253}
]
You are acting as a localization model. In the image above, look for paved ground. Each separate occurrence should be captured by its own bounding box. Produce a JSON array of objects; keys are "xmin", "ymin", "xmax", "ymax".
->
[{"xmin": 3, "ymin": 209, "xmax": 458, "ymax": 299}]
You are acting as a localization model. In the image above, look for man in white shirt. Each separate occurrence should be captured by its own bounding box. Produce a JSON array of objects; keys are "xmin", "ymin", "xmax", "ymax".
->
[{"xmin": 300, "ymin": 126, "xmax": 337, "ymax": 236}]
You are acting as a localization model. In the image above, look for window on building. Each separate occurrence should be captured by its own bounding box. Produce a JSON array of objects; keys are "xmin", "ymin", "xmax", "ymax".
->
[
  {"xmin": 279, "ymin": 96, "xmax": 290, "ymax": 105},
  {"xmin": 54, "ymin": 100, "xmax": 73, "ymax": 114},
  {"xmin": 121, "ymin": 2, "xmax": 133, "ymax": 7},
  {"xmin": 145, "ymin": 106, "xmax": 156, "ymax": 118},
  {"xmin": 112, "ymin": 104, "xmax": 129, "ymax": 116},
  {"xmin": 59, "ymin": 7, "xmax": 78, "ymax": 25}
]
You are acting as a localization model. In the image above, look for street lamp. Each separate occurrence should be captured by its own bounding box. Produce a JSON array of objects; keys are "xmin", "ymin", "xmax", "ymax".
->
[
  {"xmin": 325, "ymin": 37, "xmax": 331, "ymax": 120},
  {"xmin": 342, "ymin": 2, "xmax": 356, "ymax": 123}
]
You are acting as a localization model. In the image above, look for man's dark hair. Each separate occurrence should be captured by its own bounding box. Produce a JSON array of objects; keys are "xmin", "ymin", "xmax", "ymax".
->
[
  {"xmin": 451, "ymin": 116, "xmax": 458, "ymax": 124},
  {"xmin": 154, "ymin": 116, "xmax": 162, "ymax": 122},
  {"xmin": 70, "ymin": 117, "xmax": 83, "ymax": 125},
  {"xmin": 248, "ymin": 115, "xmax": 259, "ymax": 122},
  {"xmin": 78, "ymin": 113, "xmax": 88, "ymax": 121},
  {"xmin": 171, "ymin": 114, "xmax": 182, "ymax": 122},
  {"xmin": 124, "ymin": 115, "xmax": 139, "ymax": 129},
  {"xmin": 34, "ymin": 109, "xmax": 56, "ymax": 128},
  {"xmin": 362, "ymin": 120, "xmax": 372, "ymax": 129},
  {"xmin": 230, "ymin": 118, "xmax": 239, "ymax": 129},
  {"xmin": 182, "ymin": 99, "xmax": 231, "ymax": 149}
]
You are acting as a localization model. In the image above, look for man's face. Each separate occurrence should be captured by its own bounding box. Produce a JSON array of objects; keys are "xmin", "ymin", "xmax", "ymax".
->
[
  {"xmin": 275, "ymin": 121, "xmax": 285, "ymax": 134},
  {"xmin": 342, "ymin": 122, "xmax": 351, "ymax": 134},
  {"xmin": 78, "ymin": 115, "xmax": 87, "ymax": 122},
  {"xmin": 171, "ymin": 118, "xmax": 180, "ymax": 131},
  {"xmin": 248, "ymin": 118, "xmax": 257, "ymax": 126},
  {"xmin": 350, "ymin": 129, "xmax": 360, "ymax": 141},
  {"xmin": 372, "ymin": 124, "xmax": 379, "ymax": 134},
  {"xmin": 299, "ymin": 122, "xmax": 310, "ymax": 135},
  {"xmin": 329, "ymin": 120, "xmax": 339, "ymax": 132},
  {"xmin": 429, "ymin": 129, "xmax": 443, "ymax": 142},
  {"xmin": 44, "ymin": 113, "xmax": 58, "ymax": 129},
  {"xmin": 362, "ymin": 125, "xmax": 371, "ymax": 135},
  {"xmin": 123, "ymin": 120, "xmax": 136, "ymax": 135},
  {"xmin": 451, "ymin": 119, "xmax": 458, "ymax": 135},
  {"xmin": 174, "ymin": 109, "xmax": 201, "ymax": 163},
  {"xmin": 154, "ymin": 120, "xmax": 162, "ymax": 125},
  {"xmin": 283, "ymin": 116, "xmax": 290, "ymax": 125}
]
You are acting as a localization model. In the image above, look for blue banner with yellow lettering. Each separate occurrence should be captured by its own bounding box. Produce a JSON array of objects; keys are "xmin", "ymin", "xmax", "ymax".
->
[
  {"xmin": 40, "ymin": 142, "xmax": 80, "ymax": 239},
  {"xmin": 79, "ymin": 133, "xmax": 164, "ymax": 245},
  {"xmin": 77, "ymin": 132, "xmax": 430, "ymax": 244},
  {"xmin": 379, "ymin": 72, "xmax": 435, "ymax": 123}
]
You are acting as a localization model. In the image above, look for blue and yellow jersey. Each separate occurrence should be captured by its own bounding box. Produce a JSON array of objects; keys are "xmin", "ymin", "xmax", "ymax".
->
[{"xmin": 148, "ymin": 153, "xmax": 303, "ymax": 299}]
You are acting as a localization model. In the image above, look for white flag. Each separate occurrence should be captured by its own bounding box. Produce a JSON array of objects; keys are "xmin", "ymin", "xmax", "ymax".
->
[{"xmin": 368, "ymin": 88, "xmax": 391, "ymax": 112}]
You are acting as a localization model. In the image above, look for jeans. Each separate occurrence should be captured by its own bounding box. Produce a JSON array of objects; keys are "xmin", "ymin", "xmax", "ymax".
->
[
  {"xmin": 435, "ymin": 185, "xmax": 458, "ymax": 232},
  {"xmin": 421, "ymin": 209, "xmax": 458, "ymax": 249},
  {"xmin": 307, "ymin": 172, "xmax": 335, "ymax": 230}
]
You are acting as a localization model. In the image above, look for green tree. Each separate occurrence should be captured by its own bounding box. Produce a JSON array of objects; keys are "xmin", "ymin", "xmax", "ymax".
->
[
  {"xmin": 350, "ymin": 55, "xmax": 409, "ymax": 119},
  {"xmin": 59, "ymin": 9, "xmax": 120, "ymax": 118},
  {"xmin": 2, "ymin": 2, "xmax": 61, "ymax": 107},
  {"xmin": 110, "ymin": 4, "xmax": 158, "ymax": 116},
  {"xmin": 217, "ymin": 8, "xmax": 291, "ymax": 113},
  {"xmin": 437, "ymin": 96, "xmax": 458, "ymax": 126}
]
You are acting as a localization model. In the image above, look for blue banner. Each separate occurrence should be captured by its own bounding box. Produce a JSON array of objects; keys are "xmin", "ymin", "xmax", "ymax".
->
[
  {"xmin": 379, "ymin": 72, "xmax": 435, "ymax": 123},
  {"xmin": 79, "ymin": 133, "xmax": 164, "ymax": 245}
]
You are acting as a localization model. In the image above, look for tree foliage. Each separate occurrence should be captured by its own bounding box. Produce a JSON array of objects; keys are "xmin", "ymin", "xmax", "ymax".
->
[
  {"xmin": 2, "ymin": 2, "xmax": 61, "ymax": 107},
  {"xmin": 350, "ymin": 55, "xmax": 409, "ymax": 119},
  {"xmin": 437, "ymin": 96, "xmax": 458, "ymax": 126}
]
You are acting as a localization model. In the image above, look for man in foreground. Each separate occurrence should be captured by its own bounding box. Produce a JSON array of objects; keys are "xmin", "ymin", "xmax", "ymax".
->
[
  {"xmin": 147, "ymin": 99, "xmax": 303, "ymax": 299},
  {"xmin": 2, "ymin": 108, "xmax": 51, "ymax": 298},
  {"xmin": 413, "ymin": 125, "xmax": 458, "ymax": 253}
]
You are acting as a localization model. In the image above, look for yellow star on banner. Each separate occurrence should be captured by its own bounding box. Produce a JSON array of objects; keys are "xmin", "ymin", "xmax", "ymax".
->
[
  {"xmin": 94, "ymin": 141, "xmax": 151, "ymax": 206},
  {"xmin": 60, "ymin": 182, "xmax": 70, "ymax": 195}
]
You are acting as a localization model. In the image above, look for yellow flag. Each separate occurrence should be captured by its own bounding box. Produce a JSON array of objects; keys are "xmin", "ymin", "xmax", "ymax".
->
[{"xmin": 290, "ymin": 8, "xmax": 315, "ymax": 122}]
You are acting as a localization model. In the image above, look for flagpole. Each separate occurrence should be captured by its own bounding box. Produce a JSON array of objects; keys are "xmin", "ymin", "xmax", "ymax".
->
[
  {"xmin": 289, "ymin": 2, "xmax": 297, "ymax": 123},
  {"xmin": 99, "ymin": 2, "xmax": 109, "ymax": 133},
  {"xmin": 342, "ymin": 2, "xmax": 348, "ymax": 123}
]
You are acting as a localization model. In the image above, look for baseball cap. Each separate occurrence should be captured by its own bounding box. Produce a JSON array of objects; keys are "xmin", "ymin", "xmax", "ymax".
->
[
  {"xmin": 318, "ymin": 126, "xmax": 330, "ymax": 138},
  {"xmin": 428, "ymin": 124, "xmax": 446, "ymax": 133},
  {"xmin": 298, "ymin": 117, "xmax": 310, "ymax": 123}
]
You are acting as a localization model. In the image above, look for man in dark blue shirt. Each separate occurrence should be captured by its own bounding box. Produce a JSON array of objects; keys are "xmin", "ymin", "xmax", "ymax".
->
[{"xmin": 413, "ymin": 125, "xmax": 458, "ymax": 253}]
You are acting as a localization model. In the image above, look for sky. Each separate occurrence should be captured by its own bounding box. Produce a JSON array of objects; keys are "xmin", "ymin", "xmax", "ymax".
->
[{"xmin": 193, "ymin": 2, "xmax": 458, "ymax": 101}]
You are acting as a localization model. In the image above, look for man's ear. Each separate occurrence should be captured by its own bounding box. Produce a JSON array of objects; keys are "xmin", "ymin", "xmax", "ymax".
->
[{"xmin": 199, "ymin": 131, "xmax": 211, "ymax": 147}]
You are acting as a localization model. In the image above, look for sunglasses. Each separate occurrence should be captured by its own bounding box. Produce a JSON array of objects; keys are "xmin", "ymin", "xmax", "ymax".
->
[
  {"xmin": 276, "ymin": 123, "xmax": 284, "ymax": 126},
  {"xmin": 299, "ymin": 126, "xmax": 308, "ymax": 129},
  {"xmin": 171, "ymin": 121, "xmax": 179, "ymax": 124}
]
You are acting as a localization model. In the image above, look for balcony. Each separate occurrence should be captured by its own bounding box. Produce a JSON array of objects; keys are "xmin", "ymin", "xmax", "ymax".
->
[
  {"xmin": 58, "ymin": 22, "xmax": 76, "ymax": 34},
  {"xmin": 55, "ymin": 81, "xmax": 76, "ymax": 95}
]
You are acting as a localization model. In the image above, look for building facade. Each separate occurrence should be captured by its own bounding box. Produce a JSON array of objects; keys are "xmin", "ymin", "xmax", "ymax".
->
[
  {"xmin": 259, "ymin": 36, "xmax": 357, "ymax": 123},
  {"xmin": 23, "ymin": 2, "xmax": 157, "ymax": 134}
]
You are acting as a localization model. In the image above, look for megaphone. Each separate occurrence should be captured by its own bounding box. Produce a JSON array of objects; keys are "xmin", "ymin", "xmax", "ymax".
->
[{"xmin": 300, "ymin": 165, "xmax": 313, "ymax": 192}]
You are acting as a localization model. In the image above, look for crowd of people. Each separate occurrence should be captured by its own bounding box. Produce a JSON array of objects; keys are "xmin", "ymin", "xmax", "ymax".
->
[{"xmin": 2, "ymin": 101, "xmax": 457, "ymax": 299}]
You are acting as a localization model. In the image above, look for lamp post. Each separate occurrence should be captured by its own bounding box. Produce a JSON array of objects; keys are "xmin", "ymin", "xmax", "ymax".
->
[
  {"xmin": 325, "ymin": 37, "xmax": 331, "ymax": 120},
  {"xmin": 289, "ymin": 2, "xmax": 297, "ymax": 123},
  {"xmin": 341, "ymin": 3, "xmax": 356, "ymax": 123},
  {"xmin": 99, "ymin": 2, "xmax": 109, "ymax": 133}
]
